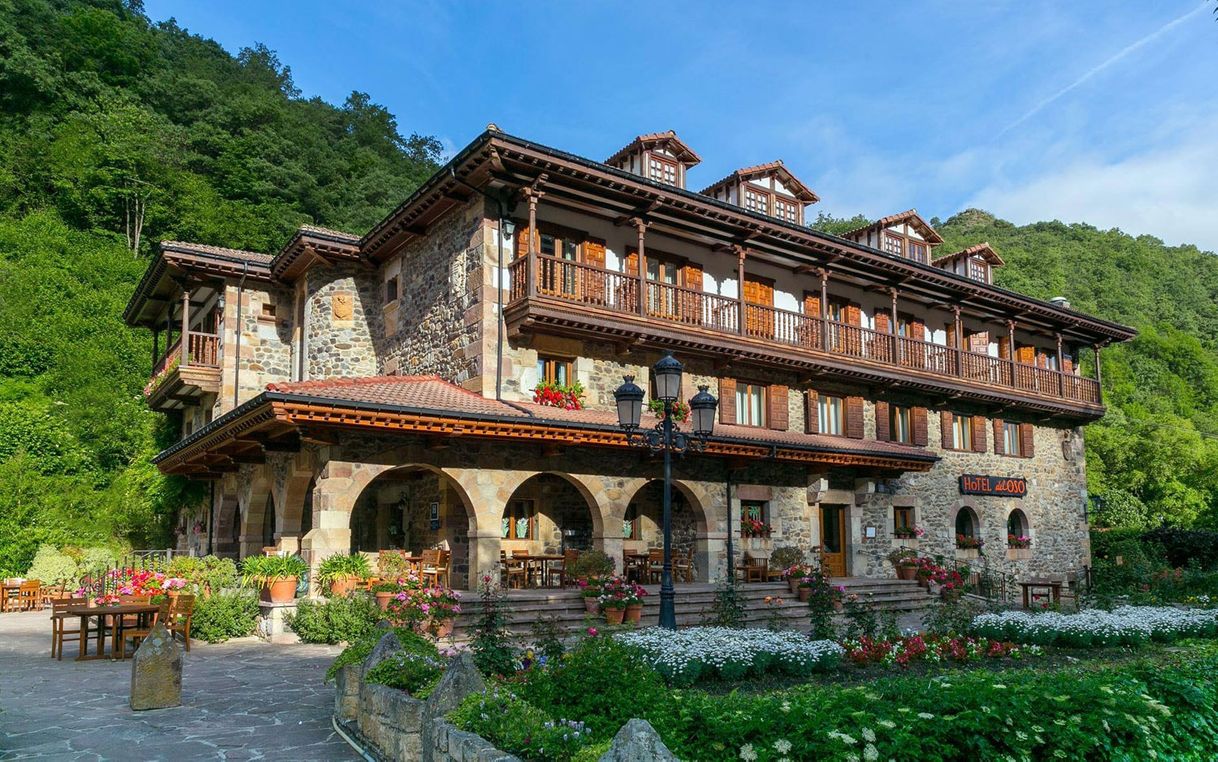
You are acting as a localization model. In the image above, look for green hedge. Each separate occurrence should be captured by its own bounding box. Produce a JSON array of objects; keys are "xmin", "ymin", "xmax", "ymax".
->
[
  {"xmin": 452, "ymin": 643, "xmax": 1218, "ymax": 761},
  {"xmin": 286, "ymin": 594, "xmax": 382, "ymax": 644},
  {"xmin": 191, "ymin": 591, "xmax": 258, "ymax": 643}
]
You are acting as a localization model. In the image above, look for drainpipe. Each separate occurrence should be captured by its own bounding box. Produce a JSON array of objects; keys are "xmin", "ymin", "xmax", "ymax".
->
[
  {"xmin": 233, "ymin": 261, "xmax": 248, "ymax": 409},
  {"xmin": 725, "ymin": 469, "xmax": 735, "ymax": 583}
]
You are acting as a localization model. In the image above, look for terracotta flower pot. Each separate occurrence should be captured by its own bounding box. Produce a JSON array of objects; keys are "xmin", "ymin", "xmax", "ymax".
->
[
  {"xmin": 896, "ymin": 564, "xmax": 918, "ymax": 581},
  {"xmin": 329, "ymin": 577, "xmax": 357, "ymax": 598},
  {"xmin": 624, "ymin": 603, "xmax": 643, "ymax": 624},
  {"xmin": 431, "ymin": 618, "xmax": 455, "ymax": 639},
  {"xmin": 264, "ymin": 577, "xmax": 297, "ymax": 604},
  {"xmin": 375, "ymin": 591, "xmax": 395, "ymax": 611},
  {"xmin": 584, "ymin": 597, "xmax": 600, "ymax": 614},
  {"xmin": 788, "ymin": 579, "xmax": 800, "ymax": 594},
  {"xmin": 604, "ymin": 607, "xmax": 625, "ymax": 625},
  {"xmin": 916, "ymin": 577, "xmax": 930, "ymax": 589},
  {"xmin": 798, "ymin": 587, "xmax": 811, "ymax": 602}
]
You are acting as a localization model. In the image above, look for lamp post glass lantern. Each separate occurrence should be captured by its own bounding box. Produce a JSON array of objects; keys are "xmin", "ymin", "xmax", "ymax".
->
[{"xmin": 613, "ymin": 354, "xmax": 717, "ymax": 630}]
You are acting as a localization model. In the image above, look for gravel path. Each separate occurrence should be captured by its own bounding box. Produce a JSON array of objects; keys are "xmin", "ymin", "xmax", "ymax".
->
[{"xmin": 0, "ymin": 610, "xmax": 356, "ymax": 761}]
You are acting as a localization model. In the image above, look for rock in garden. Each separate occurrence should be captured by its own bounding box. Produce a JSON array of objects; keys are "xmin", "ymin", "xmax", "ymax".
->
[
  {"xmin": 424, "ymin": 652, "xmax": 486, "ymax": 715},
  {"xmin": 130, "ymin": 623, "xmax": 182, "ymax": 711},
  {"xmin": 365, "ymin": 630, "xmax": 401, "ymax": 671},
  {"xmin": 599, "ymin": 719, "xmax": 677, "ymax": 762}
]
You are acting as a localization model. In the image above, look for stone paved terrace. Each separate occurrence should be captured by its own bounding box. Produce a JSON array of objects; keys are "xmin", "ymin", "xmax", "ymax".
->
[{"xmin": 0, "ymin": 611, "xmax": 357, "ymax": 761}]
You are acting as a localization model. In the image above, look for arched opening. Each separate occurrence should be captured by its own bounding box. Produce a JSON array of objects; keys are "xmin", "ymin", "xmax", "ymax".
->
[
  {"xmin": 1007, "ymin": 509, "xmax": 1030, "ymax": 546},
  {"xmin": 213, "ymin": 494, "xmax": 240, "ymax": 558},
  {"xmin": 300, "ymin": 477, "xmax": 315, "ymax": 536},
  {"xmin": 622, "ymin": 480, "xmax": 711, "ymax": 583},
  {"xmin": 501, "ymin": 474, "xmax": 597, "ymax": 560},
  {"xmin": 955, "ymin": 506, "xmax": 980, "ymax": 549},
  {"xmin": 260, "ymin": 493, "xmax": 275, "ymax": 549},
  {"xmin": 348, "ymin": 466, "xmax": 475, "ymax": 588}
]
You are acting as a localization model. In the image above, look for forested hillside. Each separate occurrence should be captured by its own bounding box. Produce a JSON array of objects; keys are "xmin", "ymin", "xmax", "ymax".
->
[
  {"xmin": 0, "ymin": 1, "xmax": 1213, "ymax": 574},
  {"xmin": 0, "ymin": 0, "xmax": 440, "ymax": 572}
]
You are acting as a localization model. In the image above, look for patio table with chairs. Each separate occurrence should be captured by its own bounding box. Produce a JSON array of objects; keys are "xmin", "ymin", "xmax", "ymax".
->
[
  {"xmin": 44, "ymin": 593, "xmax": 196, "ymax": 662},
  {"xmin": 500, "ymin": 550, "xmax": 567, "ymax": 589}
]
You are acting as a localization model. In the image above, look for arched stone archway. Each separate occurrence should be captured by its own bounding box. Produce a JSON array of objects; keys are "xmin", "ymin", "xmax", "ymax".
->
[
  {"xmin": 212, "ymin": 491, "xmax": 241, "ymax": 559},
  {"xmin": 238, "ymin": 468, "xmax": 275, "ymax": 558},
  {"xmin": 499, "ymin": 473, "xmax": 602, "ymax": 557},
  {"xmin": 619, "ymin": 479, "xmax": 714, "ymax": 583}
]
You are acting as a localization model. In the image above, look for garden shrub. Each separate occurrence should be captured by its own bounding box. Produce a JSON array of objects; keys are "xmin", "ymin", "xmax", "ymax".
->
[
  {"xmin": 25, "ymin": 544, "xmax": 77, "ymax": 583},
  {"xmin": 469, "ymin": 575, "xmax": 516, "ymax": 677},
  {"xmin": 166, "ymin": 555, "xmax": 238, "ymax": 596},
  {"xmin": 191, "ymin": 590, "xmax": 258, "ymax": 643},
  {"xmin": 1142, "ymin": 527, "xmax": 1218, "ymax": 570},
  {"xmin": 451, "ymin": 686, "xmax": 592, "ymax": 761},
  {"xmin": 706, "ymin": 577, "xmax": 746, "ymax": 628},
  {"xmin": 324, "ymin": 626, "xmax": 437, "ymax": 682},
  {"xmin": 286, "ymin": 594, "xmax": 381, "ymax": 644},
  {"xmin": 519, "ymin": 636, "xmax": 668, "ymax": 738},
  {"xmin": 364, "ymin": 647, "xmax": 445, "ymax": 696},
  {"xmin": 76, "ymin": 547, "xmax": 119, "ymax": 578}
]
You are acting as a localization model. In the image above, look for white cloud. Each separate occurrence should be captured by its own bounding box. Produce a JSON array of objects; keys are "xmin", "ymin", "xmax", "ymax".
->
[{"xmin": 966, "ymin": 122, "xmax": 1218, "ymax": 252}]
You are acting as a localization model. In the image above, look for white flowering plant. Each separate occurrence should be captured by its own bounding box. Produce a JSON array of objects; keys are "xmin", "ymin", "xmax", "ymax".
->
[
  {"xmin": 616, "ymin": 626, "xmax": 843, "ymax": 686},
  {"xmin": 971, "ymin": 605, "xmax": 1218, "ymax": 647}
]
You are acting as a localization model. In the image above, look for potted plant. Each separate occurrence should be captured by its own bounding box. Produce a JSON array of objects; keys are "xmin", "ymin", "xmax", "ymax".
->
[
  {"xmin": 741, "ymin": 516, "xmax": 772, "ymax": 539},
  {"xmin": 578, "ymin": 576, "xmax": 605, "ymax": 614},
  {"xmin": 797, "ymin": 577, "xmax": 813, "ymax": 602},
  {"xmin": 648, "ymin": 397, "xmax": 690, "ymax": 422},
  {"xmin": 914, "ymin": 556, "xmax": 940, "ymax": 589},
  {"xmin": 893, "ymin": 526, "xmax": 925, "ymax": 540},
  {"xmin": 832, "ymin": 585, "xmax": 846, "ymax": 612},
  {"xmin": 241, "ymin": 554, "xmax": 307, "ymax": 604},
  {"xmin": 372, "ymin": 575, "xmax": 420, "ymax": 612},
  {"xmin": 377, "ymin": 550, "xmax": 412, "ymax": 580},
  {"xmin": 569, "ymin": 550, "xmax": 615, "ymax": 586},
  {"xmin": 597, "ymin": 576, "xmax": 637, "ymax": 625},
  {"xmin": 317, "ymin": 553, "xmax": 372, "ymax": 597},
  {"xmin": 423, "ymin": 587, "xmax": 462, "ymax": 639},
  {"xmin": 887, "ymin": 548, "xmax": 919, "ymax": 581},
  {"xmin": 784, "ymin": 565, "xmax": 810, "ymax": 594}
]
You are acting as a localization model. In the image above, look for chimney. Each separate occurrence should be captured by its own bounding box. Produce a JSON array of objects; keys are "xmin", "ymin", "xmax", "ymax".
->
[{"xmin": 1049, "ymin": 296, "xmax": 1071, "ymax": 310}]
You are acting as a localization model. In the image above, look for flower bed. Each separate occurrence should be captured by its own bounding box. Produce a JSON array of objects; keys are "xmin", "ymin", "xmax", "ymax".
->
[
  {"xmin": 616, "ymin": 626, "xmax": 842, "ymax": 686},
  {"xmin": 841, "ymin": 634, "xmax": 1040, "ymax": 668},
  {"xmin": 972, "ymin": 606, "xmax": 1218, "ymax": 647}
]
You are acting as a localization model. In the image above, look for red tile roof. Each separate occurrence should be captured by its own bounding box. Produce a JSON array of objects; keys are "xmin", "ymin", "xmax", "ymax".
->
[
  {"xmin": 699, "ymin": 160, "xmax": 819, "ymax": 204},
  {"xmin": 841, "ymin": 209, "xmax": 944, "ymax": 245},
  {"xmin": 605, "ymin": 130, "xmax": 702, "ymax": 166},
  {"xmin": 932, "ymin": 242, "xmax": 1005, "ymax": 267},
  {"xmin": 265, "ymin": 375, "xmax": 517, "ymax": 416},
  {"xmin": 299, "ymin": 224, "xmax": 360, "ymax": 242},
  {"xmin": 160, "ymin": 241, "xmax": 273, "ymax": 264},
  {"xmin": 262, "ymin": 375, "xmax": 932, "ymax": 462}
]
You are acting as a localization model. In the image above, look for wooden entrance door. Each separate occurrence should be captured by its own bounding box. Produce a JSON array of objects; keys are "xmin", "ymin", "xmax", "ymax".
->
[{"xmin": 820, "ymin": 505, "xmax": 847, "ymax": 577}]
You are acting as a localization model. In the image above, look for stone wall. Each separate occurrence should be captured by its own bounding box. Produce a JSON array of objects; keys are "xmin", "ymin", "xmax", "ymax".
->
[
  {"xmin": 378, "ymin": 200, "xmax": 485, "ymax": 387},
  {"xmin": 304, "ymin": 263, "xmax": 380, "ymax": 380},
  {"xmin": 213, "ymin": 281, "xmax": 295, "ymax": 416}
]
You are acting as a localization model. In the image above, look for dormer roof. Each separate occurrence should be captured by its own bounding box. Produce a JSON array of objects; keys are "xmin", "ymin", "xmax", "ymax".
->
[
  {"xmin": 605, "ymin": 130, "xmax": 701, "ymax": 167},
  {"xmin": 842, "ymin": 209, "xmax": 944, "ymax": 245},
  {"xmin": 933, "ymin": 242, "xmax": 1005, "ymax": 268},
  {"xmin": 700, "ymin": 160, "xmax": 820, "ymax": 204}
]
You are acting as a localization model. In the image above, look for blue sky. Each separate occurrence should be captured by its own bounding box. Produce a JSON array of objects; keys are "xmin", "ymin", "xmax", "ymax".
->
[{"xmin": 144, "ymin": 1, "xmax": 1218, "ymax": 250}]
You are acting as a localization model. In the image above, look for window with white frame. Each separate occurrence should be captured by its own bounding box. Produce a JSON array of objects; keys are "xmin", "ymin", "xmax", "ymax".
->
[
  {"xmin": 648, "ymin": 156, "xmax": 678, "ymax": 186},
  {"xmin": 735, "ymin": 383, "xmax": 766, "ymax": 427},
  {"xmin": 890, "ymin": 405, "xmax": 912, "ymax": 444},
  {"xmin": 952, "ymin": 414, "xmax": 973, "ymax": 450},
  {"xmin": 818, "ymin": 394, "xmax": 844, "ymax": 436},
  {"xmin": 1003, "ymin": 421, "xmax": 1022, "ymax": 456}
]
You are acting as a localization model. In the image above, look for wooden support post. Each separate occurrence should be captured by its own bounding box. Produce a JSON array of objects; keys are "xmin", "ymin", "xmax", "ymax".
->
[
  {"xmin": 736, "ymin": 246, "xmax": 747, "ymax": 336},
  {"xmin": 1007, "ymin": 319, "xmax": 1017, "ymax": 387},
  {"xmin": 525, "ymin": 190, "xmax": 540, "ymax": 298},
  {"xmin": 1056, "ymin": 333, "xmax": 1065, "ymax": 397},
  {"xmin": 1094, "ymin": 344, "xmax": 1103, "ymax": 387},
  {"xmin": 635, "ymin": 218, "xmax": 648, "ymax": 317},
  {"xmin": 952, "ymin": 306, "xmax": 963, "ymax": 377},
  {"xmin": 180, "ymin": 287, "xmax": 191, "ymax": 367},
  {"xmin": 819, "ymin": 268, "xmax": 829, "ymax": 352},
  {"xmin": 889, "ymin": 287, "xmax": 899, "ymax": 363}
]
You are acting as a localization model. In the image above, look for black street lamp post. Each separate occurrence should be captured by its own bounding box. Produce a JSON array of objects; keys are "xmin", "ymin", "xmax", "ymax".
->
[{"xmin": 613, "ymin": 354, "xmax": 717, "ymax": 629}]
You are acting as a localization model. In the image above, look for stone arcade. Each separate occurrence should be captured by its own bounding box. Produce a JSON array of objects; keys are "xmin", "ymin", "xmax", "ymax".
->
[{"xmin": 124, "ymin": 126, "xmax": 1135, "ymax": 590}]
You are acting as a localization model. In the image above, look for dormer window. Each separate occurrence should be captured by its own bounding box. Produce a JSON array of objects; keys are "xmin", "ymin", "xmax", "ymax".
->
[
  {"xmin": 883, "ymin": 234, "xmax": 903, "ymax": 257},
  {"xmin": 908, "ymin": 241, "xmax": 928, "ymax": 264},
  {"xmin": 648, "ymin": 155, "xmax": 678, "ymax": 186},
  {"xmin": 744, "ymin": 186, "xmax": 770, "ymax": 215},
  {"xmin": 968, "ymin": 256, "xmax": 990, "ymax": 283},
  {"xmin": 774, "ymin": 197, "xmax": 799, "ymax": 224}
]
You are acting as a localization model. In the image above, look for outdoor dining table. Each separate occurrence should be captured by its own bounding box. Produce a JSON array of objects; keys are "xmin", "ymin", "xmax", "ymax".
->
[
  {"xmin": 623, "ymin": 553, "xmax": 652, "ymax": 583},
  {"xmin": 1019, "ymin": 579, "xmax": 1063, "ymax": 609},
  {"xmin": 518, "ymin": 554, "xmax": 565, "ymax": 588},
  {"xmin": 56, "ymin": 602, "xmax": 162, "ymax": 661}
]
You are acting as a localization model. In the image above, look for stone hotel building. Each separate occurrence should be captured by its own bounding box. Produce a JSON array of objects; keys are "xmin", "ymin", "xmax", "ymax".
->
[{"xmin": 125, "ymin": 126, "xmax": 1135, "ymax": 588}]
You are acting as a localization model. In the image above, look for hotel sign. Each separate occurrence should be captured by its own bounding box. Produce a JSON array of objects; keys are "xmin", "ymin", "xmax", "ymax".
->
[{"xmin": 959, "ymin": 474, "xmax": 1027, "ymax": 498}]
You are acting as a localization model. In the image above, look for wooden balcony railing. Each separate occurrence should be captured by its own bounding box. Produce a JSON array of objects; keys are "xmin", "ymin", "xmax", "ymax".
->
[
  {"xmin": 152, "ymin": 332, "xmax": 220, "ymax": 379},
  {"xmin": 507, "ymin": 255, "xmax": 1102, "ymax": 406}
]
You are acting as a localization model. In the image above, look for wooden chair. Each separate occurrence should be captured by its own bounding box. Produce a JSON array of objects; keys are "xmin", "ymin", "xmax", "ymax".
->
[
  {"xmin": 736, "ymin": 555, "xmax": 767, "ymax": 583},
  {"xmin": 556, "ymin": 549, "xmax": 579, "ymax": 587},
  {"xmin": 118, "ymin": 601, "xmax": 170, "ymax": 659},
  {"xmin": 167, "ymin": 593, "xmax": 195, "ymax": 651},
  {"xmin": 18, "ymin": 580, "xmax": 41, "ymax": 612},
  {"xmin": 50, "ymin": 598, "xmax": 91, "ymax": 660},
  {"xmin": 646, "ymin": 549, "xmax": 664, "ymax": 584},
  {"xmin": 422, "ymin": 550, "xmax": 450, "ymax": 588},
  {"xmin": 500, "ymin": 551, "xmax": 526, "ymax": 589},
  {"xmin": 512, "ymin": 549, "xmax": 535, "ymax": 587},
  {"xmin": 672, "ymin": 549, "xmax": 694, "ymax": 584}
]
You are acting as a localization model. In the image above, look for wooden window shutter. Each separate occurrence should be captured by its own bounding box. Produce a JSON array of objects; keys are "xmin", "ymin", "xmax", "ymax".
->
[
  {"xmin": 971, "ymin": 416, "xmax": 987, "ymax": 453},
  {"xmin": 945, "ymin": 322, "xmax": 957, "ymax": 350},
  {"xmin": 680, "ymin": 262, "xmax": 703, "ymax": 322},
  {"xmin": 993, "ymin": 418, "xmax": 1005, "ymax": 455},
  {"xmin": 583, "ymin": 239, "xmax": 607, "ymax": 305},
  {"xmin": 940, "ymin": 411, "xmax": 953, "ymax": 449},
  {"xmin": 681, "ymin": 262, "xmax": 703, "ymax": 290},
  {"xmin": 804, "ymin": 389, "xmax": 819, "ymax": 434},
  {"xmin": 718, "ymin": 378, "xmax": 737, "ymax": 425},
  {"xmin": 846, "ymin": 302, "xmax": 862, "ymax": 326},
  {"xmin": 1036, "ymin": 351, "xmax": 1050, "ymax": 369},
  {"xmin": 767, "ymin": 384, "xmax": 789, "ymax": 431},
  {"xmin": 912, "ymin": 407, "xmax": 928, "ymax": 447},
  {"xmin": 874, "ymin": 401, "xmax": 890, "ymax": 442},
  {"xmin": 997, "ymin": 335, "xmax": 1011, "ymax": 360},
  {"xmin": 1063, "ymin": 356, "xmax": 1074, "ymax": 374},
  {"xmin": 515, "ymin": 224, "xmax": 532, "ymax": 261},
  {"xmin": 968, "ymin": 332, "xmax": 989, "ymax": 354},
  {"xmin": 910, "ymin": 319, "xmax": 925, "ymax": 341},
  {"xmin": 845, "ymin": 396, "xmax": 864, "ymax": 439},
  {"xmin": 802, "ymin": 291, "xmax": 821, "ymax": 317},
  {"xmin": 1019, "ymin": 423, "xmax": 1035, "ymax": 458},
  {"xmin": 623, "ymin": 248, "xmax": 639, "ymax": 275},
  {"xmin": 874, "ymin": 310, "xmax": 890, "ymax": 334},
  {"xmin": 1016, "ymin": 345, "xmax": 1035, "ymax": 364}
]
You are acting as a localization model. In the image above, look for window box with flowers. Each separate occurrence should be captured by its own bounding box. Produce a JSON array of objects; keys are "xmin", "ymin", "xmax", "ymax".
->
[
  {"xmin": 1007, "ymin": 534, "xmax": 1033, "ymax": 560},
  {"xmin": 893, "ymin": 525, "xmax": 924, "ymax": 549},
  {"xmin": 741, "ymin": 516, "xmax": 772, "ymax": 539},
  {"xmin": 647, "ymin": 397, "xmax": 690, "ymax": 422},
  {"xmin": 532, "ymin": 379, "xmax": 585, "ymax": 410},
  {"xmin": 956, "ymin": 533, "xmax": 983, "ymax": 559}
]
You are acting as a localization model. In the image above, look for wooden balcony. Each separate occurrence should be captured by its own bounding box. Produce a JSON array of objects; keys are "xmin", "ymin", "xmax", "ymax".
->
[
  {"xmin": 145, "ymin": 332, "xmax": 221, "ymax": 412},
  {"xmin": 505, "ymin": 255, "xmax": 1104, "ymax": 420}
]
